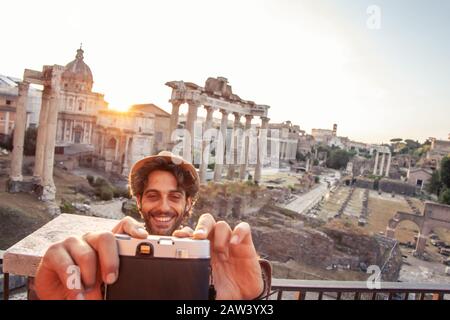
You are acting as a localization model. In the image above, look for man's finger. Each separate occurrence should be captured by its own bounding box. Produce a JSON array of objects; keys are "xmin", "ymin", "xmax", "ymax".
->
[
  {"xmin": 112, "ymin": 217, "xmax": 148, "ymax": 239},
  {"xmin": 213, "ymin": 221, "xmax": 232, "ymax": 261},
  {"xmin": 83, "ymin": 231, "xmax": 119, "ymax": 285},
  {"xmin": 230, "ymin": 222, "xmax": 252, "ymax": 245},
  {"xmin": 172, "ymin": 226, "xmax": 194, "ymax": 238},
  {"xmin": 63, "ymin": 237, "xmax": 98, "ymax": 291},
  {"xmin": 38, "ymin": 243, "xmax": 85, "ymax": 300},
  {"xmin": 193, "ymin": 213, "xmax": 216, "ymax": 239}
]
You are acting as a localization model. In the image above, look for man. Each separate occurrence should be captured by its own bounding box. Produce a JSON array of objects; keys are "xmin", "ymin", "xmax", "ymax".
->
[{"xmin": 35, "ymin": 151, "xmax": 271, "ymax": 300}]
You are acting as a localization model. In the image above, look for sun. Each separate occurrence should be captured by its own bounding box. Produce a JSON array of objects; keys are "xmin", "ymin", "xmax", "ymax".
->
[{"xmin": 107, "ymin": 105, "xmax": 130, "ymax": 112}]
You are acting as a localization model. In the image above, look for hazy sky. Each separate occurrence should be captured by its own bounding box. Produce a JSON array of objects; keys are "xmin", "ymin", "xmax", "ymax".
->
[{"xmin": 1, "ymin": 0, "xmax": 449, "ymax": 144}]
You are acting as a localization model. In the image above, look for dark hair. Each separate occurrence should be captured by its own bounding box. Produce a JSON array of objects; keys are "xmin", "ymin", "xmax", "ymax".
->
[{"xmin": 129, "ymin": 157, "xmax": 199, "ymax": 204}]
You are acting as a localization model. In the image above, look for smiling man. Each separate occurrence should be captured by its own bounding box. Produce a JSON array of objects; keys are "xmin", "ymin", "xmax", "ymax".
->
[{"xmin": 35, "ymin": 151, "xmax": 271, "ymax": 300}]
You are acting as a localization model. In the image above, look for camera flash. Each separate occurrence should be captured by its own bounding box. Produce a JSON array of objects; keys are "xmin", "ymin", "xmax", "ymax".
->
[{"xmin": 140, "ymin": 244, "xmax": 151, "ymax": 255}]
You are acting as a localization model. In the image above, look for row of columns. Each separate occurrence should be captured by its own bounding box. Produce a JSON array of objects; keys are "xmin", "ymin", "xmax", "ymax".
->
[
  {"xmin": 373, "ymin": 151, "xmax": 392, "ymax": 177},
  {"xmin": 10, "ymin": 80, "xmax": 60, "ymax": 201},
  {"xmin": 170, "ymin": 100, "xmax": 269, "ymax": 184}
]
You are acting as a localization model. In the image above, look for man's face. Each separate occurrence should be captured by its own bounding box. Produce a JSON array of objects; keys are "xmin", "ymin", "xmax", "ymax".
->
[{"xmin": 137, "ymin": 170, "xmax": 191, "ymax": 236}]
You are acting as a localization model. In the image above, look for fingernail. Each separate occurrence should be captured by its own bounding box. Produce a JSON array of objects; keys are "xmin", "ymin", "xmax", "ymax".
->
[
  {"xmin": 138, "ymin": 228, "xmax": 148, "ymax": 237},
  {"xmin": 106, "ymin": 272, "xmax": 117, "ymax": 284},
  {"xmin": 76, "ymin": 293, "xmax": 85, "ymax": 300},
  {"xmin": 230, "ymin": 235, "xmax": 240, "ymax": 244},
  {"xmin": 194, "ymin": 229, "xmax": 206, "ymax": 236}
]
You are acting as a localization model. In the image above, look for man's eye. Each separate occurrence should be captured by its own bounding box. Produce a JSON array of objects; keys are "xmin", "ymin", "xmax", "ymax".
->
[
  {"xmin": 170, "ymin": 194, "xmax": 182, "ymax": 200},
  {"xmin": 147, "ymin": 194, "xmax": 158, "ymax": 200}
]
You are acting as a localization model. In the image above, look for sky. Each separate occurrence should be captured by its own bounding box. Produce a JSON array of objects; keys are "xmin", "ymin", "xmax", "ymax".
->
[{"xmin": 1, "ymin": 0, "xmax": 449, "ymax": 144}]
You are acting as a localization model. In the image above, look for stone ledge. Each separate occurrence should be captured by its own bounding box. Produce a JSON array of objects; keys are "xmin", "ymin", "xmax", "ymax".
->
[{"xmin": 2, "ymin": 214, "xmax": 119, "ymax": 277}]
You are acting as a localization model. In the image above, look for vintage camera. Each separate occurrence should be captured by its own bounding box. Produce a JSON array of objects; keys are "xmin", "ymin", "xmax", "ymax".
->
[{"xmin": 103, "ymin": 234, "xmax": 211, "ymax": 300}]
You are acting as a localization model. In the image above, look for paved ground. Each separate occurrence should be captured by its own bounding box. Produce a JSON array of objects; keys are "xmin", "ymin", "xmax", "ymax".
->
[{"xmin": 282, "ymin": 170, "xmax": 340, "ymax": 215}]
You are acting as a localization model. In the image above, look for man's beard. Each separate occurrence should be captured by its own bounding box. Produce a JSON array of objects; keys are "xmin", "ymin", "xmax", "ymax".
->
[{"xmin": 140, "ymin": 208, "xmax": 186, "ymax": 236}]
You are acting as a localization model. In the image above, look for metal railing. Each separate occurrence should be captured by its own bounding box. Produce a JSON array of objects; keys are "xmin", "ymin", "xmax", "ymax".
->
[{"xmin": 269, "ymin": 278, "xmax": 450, "ymax": 300}]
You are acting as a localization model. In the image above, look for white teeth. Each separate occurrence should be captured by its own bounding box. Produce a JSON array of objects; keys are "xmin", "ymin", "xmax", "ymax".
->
[{"xmin": 154, "ymin": 216, "xmax": 172, "ymax": 222}]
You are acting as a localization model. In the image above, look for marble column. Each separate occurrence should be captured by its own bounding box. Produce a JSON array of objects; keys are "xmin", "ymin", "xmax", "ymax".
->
[
  {"xmin": 33, "ymin": 87, "xmax": 50, "ymax": 181},
  {"xmin": 385, "ymin": 153, "xmax": 392, "ymax": 178},
  {"xmin": 4, "ymin": 111, "xmax": 9, "ymax": 134},
  {"xmin": 214, "ymin": 109, "xmax": 229, "ymax": 181},
  {"xmin": 41, "ymin": 87, "xmax": 61, "ymax": 200},
  {"xmin": 379, "ymin": 152, "xmax": 386, "ymax": 176},
  {"xmin": 169, "ymin": 100, "xmax": 182, "ymax": 139},
  {"xmin": 183, "ymin": 101, "xmax": 198, "ymax": 163},
  {"xmin": 226, "ymin": 112, "xmax": 242, "ymax": 180},
  {"xmin": 10, "ymin": 81, "xmax": 29, "ymax": 181},
  {"xmin": 199, "ymin": 106, "xmax": 214, "ymax": 183},
  {"xmin": 239, "ymin": 115, "xmax": 253, "ymax": 180},
  {"xmin": 100, "ymin": 133, "xmax": 105, "ymax": 157},
  {"xmin": 254, "ymin": 117, "xmax": 269, "ymax": 184},
  {"xmin": 372, "ymin": 151, "xmax": 379, "ymax": 175},
  {"xmin": 114, "ymin": 137, "xmax": 119, "ymax": 161},
  {"xmin": 122, "ymin": 136, "xmax": 130, "ymax": 175}
]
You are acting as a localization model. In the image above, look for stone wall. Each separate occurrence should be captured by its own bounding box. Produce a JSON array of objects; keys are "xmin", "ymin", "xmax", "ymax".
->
[
  {"xmin": 252, "ymin": 223, "xmax": 402, "ymax": 281},
  {"xmin": 353, "ymin": 177, "xmax": 375, "ymax": 190},
  {"xmin": 379, "ymin": 178, "xmax": 416, "ymax": 196}
]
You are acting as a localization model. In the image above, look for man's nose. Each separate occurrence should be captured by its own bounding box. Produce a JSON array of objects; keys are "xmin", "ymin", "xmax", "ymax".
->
[{"xmin": 158, "ymin": 196, "xmax": 171, "ymax": 212}]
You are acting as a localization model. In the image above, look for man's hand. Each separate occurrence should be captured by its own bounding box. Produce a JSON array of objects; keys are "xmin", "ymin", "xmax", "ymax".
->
[
  {"xmin": 35, "ymin": 217, "xmax": 148, "ymax": 300},
  {"xmin": 172, "ymin": 214, "xmax": 264, "ymax": 300}
]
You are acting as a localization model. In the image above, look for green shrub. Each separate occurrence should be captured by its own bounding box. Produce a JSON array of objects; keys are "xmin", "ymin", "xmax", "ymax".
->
[
  {"xmin": 86, "ymin": 175, "xmax": 95, "ymax": 186},
  {"xmin": 60, "ymin": 200, "xmax": 76, "ymax": 214},
  {"xmin": 99, "ymin": 186, "xmax": 114, "ymax": 201},
  {"xmin": 113, "ymin": 187, "xmax": 130, "ymax": 199}
]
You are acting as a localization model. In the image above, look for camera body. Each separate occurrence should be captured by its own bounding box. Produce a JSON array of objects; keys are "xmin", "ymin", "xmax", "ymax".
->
[{"xmin": 104, "ymin": 234, "xmax": 211, "ymax": 300}]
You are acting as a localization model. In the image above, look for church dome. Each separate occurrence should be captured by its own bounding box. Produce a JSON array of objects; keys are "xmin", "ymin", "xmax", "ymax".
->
[{"xmin": 62, "ymin": 47, "xmax": 93, "ymax": 91}]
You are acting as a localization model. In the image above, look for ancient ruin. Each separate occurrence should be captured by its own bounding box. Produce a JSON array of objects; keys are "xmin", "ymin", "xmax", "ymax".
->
[
  {"xmin": 166, "ymin": 77, "xmax": 270, "ymax": 184},
  {"xmin": 386, "ymin": 202, "xmax": 450, "ymax": 256},
  {"xmin": 372, "ymin": 146, "xmax": 392, "ymax": 177}
]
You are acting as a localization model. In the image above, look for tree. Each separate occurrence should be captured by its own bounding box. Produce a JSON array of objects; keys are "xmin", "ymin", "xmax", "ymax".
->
[
  {"xmin": 0, "ymin": 130, "xmax": 14, "ymax": 151},
  {"xmin": 296, "ymin": 151, "xmax": 306, "ymax": 162},
  {"xmin": 439, "ymin": 188, "xmax": 450, "ymax": 205},
  {"xmin": 440, "ymin": 156, "xmax": 450, "ymax": 189},
  {"xmin": 24, "ymin": 127, "xmax": 38, "ymax": 156},
  {"xmin": 326, "ymin": 149, "xmax": 352, "ymax": 170},
  {"xmin": 404, "ymin": 139, "xmax": 421, "ymax": 149},
  {"xmin": 390, "ymin": 138, "xmax": 403, "ymax": 143},
  {"xmin": 426, "ymin": 170, "xmax": 442, "ymax": 196}
]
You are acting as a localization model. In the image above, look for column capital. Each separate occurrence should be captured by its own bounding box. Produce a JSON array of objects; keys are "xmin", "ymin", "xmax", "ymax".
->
[
  {"xmin": 260, "ymin": 116, "xmax": 270, "ymax": 125},
  {"xmin": 18, "ymin": 81, "xmax": 30, "ymax": 92},
  {"xmin": 220, "ymin": 108, "xmax": 229, "ymax": 116},
  {"xmin": 169, "ymin": 99, "xmax": 183, "ymax": 106},
  {"xmin": 187, "ymin": 100, "xmax": 200, "ymax": 107},
  {"xmin": 204, "ymin": 105, "xmax": 216, "ymax": 112},
  {"xmin": 244, "ymin": 114, "xmax": 254, "ymax": 120}
]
